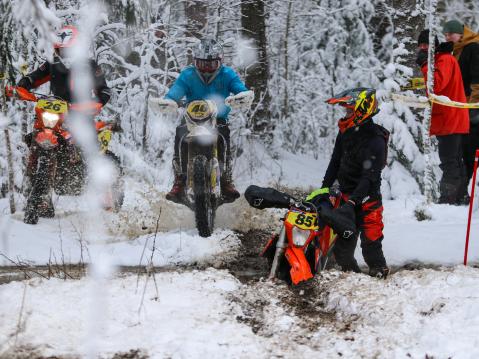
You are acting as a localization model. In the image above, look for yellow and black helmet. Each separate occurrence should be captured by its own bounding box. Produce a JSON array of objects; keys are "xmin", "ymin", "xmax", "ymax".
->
[{"xmin": 326, "ymin": 88, "xmax": 379, "ymax": 133}]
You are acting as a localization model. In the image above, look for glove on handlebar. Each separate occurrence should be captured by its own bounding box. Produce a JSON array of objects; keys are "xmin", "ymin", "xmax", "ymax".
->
[
  {"xmin": 225, "ymin": 90, "xmax": 254, "ymax": 109},
  {"xmin": 319, "ymin": 200, "xmax": 357, "ymax": 239},
  {"xmin": 149, "ymin": 98, "xmax": 178, "ymax": 114}
]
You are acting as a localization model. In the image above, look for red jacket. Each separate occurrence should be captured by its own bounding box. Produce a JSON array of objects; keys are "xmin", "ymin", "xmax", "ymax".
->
[{"xmin": 421, "ymin": 52, "xmax": 469, "ymax": 136}]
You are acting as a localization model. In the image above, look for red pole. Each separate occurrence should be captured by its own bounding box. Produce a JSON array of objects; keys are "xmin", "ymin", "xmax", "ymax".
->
[{"xmin": 464, "ymin": 149, "xmax": 479, "ymax": 265}]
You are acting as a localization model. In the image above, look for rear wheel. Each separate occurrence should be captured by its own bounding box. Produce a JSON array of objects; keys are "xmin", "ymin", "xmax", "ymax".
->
[
  {"xmin": 24, "ymin": 154, "xmax": 55, "ymax": 225},
  {"xmin": 193, "ymin": 156, "xmax": 215, "ymax": 237},
  {"xmin": 104, "ymin": 151, "xmax": 124, "ymax": 212}
]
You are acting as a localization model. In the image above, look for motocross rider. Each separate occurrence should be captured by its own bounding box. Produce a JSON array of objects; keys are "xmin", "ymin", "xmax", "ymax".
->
[
  {"xmin": 17, "ymin": 25, "xmax": 111, "ymax": 106},
  {"xmin": 307, "ymin": 88, "xmax": 390, "ymax": 279},
  {"xmin": 14, "ymin": 25, "xmax": 111, "ymax": 211},
  {"xmin": 154, "ymin": 37, "xmax": 253, "ymax": 202}
]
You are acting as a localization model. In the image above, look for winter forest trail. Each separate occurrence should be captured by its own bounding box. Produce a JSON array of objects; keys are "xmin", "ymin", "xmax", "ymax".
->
[{"xmin": 2, "ymin": 184, "xmax": 479, "ymax": 358}]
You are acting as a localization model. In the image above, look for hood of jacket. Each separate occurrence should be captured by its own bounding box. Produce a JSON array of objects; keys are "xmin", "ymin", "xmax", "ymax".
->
[{"xmin": 453, "ymin": 26, "xmax": 479, "ymax": 59}]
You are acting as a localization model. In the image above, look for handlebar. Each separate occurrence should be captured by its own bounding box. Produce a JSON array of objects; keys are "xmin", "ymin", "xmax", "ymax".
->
[{"xmin": 6, "ymin": 86, "xmax": 102, "ymax": 115}]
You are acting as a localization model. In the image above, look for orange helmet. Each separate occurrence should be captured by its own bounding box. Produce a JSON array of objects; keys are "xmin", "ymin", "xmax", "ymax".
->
[
  {"xmin": 326, "ymin": 88, "xmax": 379, "ymax": 133},
  {"xmin": 54, "ymin": 25, "xmax": 78, "ymax": 49}
]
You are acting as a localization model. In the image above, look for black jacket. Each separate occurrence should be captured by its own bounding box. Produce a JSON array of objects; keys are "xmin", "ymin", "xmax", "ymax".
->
[
  {"xmin": 457, "ymin": 42, "xmax": 479, "ymax": 98},
  {"xmin": 322, "ymin": 121, "xmax": 389, "ymax": 204},
  {"xmin": 18, "ymin": 58, "xmax": 111, "ymax": 105}
]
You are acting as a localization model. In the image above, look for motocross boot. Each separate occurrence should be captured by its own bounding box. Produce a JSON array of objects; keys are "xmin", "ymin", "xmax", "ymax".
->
[
  {"xmin": 221, "ymin": 160, "xmax": 240, "ymax": 202},
  {"xmin": 166, "ymin": 160, "xmax": 185, "ymax": 203},
  {"xmin": 369, "ymin": 267, "xmax": 390, "ymax": 279}
]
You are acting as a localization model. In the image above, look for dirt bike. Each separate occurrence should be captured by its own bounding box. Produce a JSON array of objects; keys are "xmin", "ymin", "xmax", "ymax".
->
[
  {"xmin": 151, "ymin": 92, "xmax": 253, "ymax": 237},
  {"xmin": 10, "ymin": 87, "xmax": 124, "ymax": 224},
  {"xmin": 178, "ymin": 100, "xmax": 231, "ymax": 237},
  {"xmin": 245, "ymin": 185, "xmax": 342, "ymax": 285}
]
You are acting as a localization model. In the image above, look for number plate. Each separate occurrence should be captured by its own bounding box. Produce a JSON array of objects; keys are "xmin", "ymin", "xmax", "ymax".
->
[
  {"xmin": 98, "ymin": 129, "xmax": 112, "ymax": 152},
  {"xmin": 37, "ymin": 99, "xmax": 68, "ymax": 114},
  {"xmin": 286, "ymin": 211, "xmax": 318, "ymax": 230}
]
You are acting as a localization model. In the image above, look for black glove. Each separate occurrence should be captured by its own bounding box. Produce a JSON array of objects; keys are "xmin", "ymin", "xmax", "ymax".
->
[
  {"xmin": 415, "ymin": 50, "xmax": 428, "ymax": 67},
  {"xmin": 17, "ymin": 77, "xmax": 32, "ymax": 90},
  {"xmin": 470, "ymin": 109, "xmax": 479, "ymax": 125},
  {"xmin": 318, "ymin": 200, "xmax": 357, "ymax": 239},
  {"xmin": 437, "ymin": 41, "xmax": 454, "ymax": 54}
]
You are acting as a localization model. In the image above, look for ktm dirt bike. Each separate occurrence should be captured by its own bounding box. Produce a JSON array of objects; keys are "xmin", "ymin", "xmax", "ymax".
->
[
  {"xmin": 245, "ymin": 185, "xmax": 342, "ymax": 285},
  {"xmin": 10, "ymin": 87, "xmax": 124, "ymax": 224}
]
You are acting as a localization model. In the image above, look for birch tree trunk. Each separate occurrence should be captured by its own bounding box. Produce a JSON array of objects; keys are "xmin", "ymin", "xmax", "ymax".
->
[
  {"xmin": 0, "ymin": 75, "xmax": 16, "ymax": 214},
  {"xmin": 423, "ymin": 0, "xmax": 438, "ymax": 203}
]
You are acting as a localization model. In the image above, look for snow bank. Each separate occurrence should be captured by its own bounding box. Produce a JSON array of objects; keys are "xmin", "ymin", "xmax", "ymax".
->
[
  {"xmin": 0, "ymin": 269, "xmax": 268, "ymax": 358},
  {"xmin": 2, "ymin": 266, "xmax": 479, "ymax": 358}
]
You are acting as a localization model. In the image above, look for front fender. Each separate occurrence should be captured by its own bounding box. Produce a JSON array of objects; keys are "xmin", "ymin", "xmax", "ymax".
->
[
  {"xmin": 284, "ymin": 247, "xmax": 313, "ymax": 285},
  {"xmin": 34, "ymin": 129, "xmax": 59, "ymax": 149}
]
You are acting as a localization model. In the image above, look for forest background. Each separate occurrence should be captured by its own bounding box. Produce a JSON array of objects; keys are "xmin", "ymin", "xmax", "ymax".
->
[{"xmin": 1, "ymin": 0, "xmax": 479, "ymax": 201}]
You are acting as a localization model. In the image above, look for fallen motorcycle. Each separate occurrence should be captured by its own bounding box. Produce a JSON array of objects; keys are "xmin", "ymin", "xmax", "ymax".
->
[
  {"xmin": 10, "ymin": 87, "xmax": 124, "ymax": 224},
  {"xmin": 245, "ymin": 185, "xmax": 354, "ymax": 285}
]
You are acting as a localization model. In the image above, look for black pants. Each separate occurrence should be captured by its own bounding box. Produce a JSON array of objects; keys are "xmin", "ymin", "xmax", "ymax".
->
[
  {"xmin": 462, "ymin": 123, "xmax": 479, "ymax": 183},
  {"xmin": 333, "ymin": 197, "xmax": 387, "ymax": 272},
  {"xmin": 173, "ymin": 118, "xmax": 231, "ymax": 174},
  {"xmin": 437, "ymin": 134, "xmax": 468, "ymax": 203}
]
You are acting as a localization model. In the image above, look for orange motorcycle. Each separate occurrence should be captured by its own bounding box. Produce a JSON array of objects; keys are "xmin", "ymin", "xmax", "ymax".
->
[
  {"xmin": 245, "ymin": 185, "xmax": 342, "ymax": 285},
  {"xmin": 9, "ymin": 87, "xmax": 124, "ymax": 224}
]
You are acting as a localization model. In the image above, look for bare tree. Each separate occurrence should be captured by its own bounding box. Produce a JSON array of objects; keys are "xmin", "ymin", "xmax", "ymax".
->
[
  {"xmin": 241, "ymin": 0, "xmax": 271, "ymax": 134},
  {"xmin": 185, "ymin": 0, "xmax": 207, "ymax": 39}
]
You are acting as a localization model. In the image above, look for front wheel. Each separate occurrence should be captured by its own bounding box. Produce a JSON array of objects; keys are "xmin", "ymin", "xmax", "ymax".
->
[
  {"xmin": 24, "ymin": 154, "xmax": 55, "ymax": 224},
  {"xmin": 193, "ymin": 156, "xmax": 215, "ymax": 237}
]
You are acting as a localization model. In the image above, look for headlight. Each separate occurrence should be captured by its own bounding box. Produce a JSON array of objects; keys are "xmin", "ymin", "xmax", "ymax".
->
[
  {"xmin": 292, "ymin": 226, "xmax": 310, "ymax": 246},
  {"xmin": 42, "ymin": 112, "xmax": 60, "ymax": 128}
]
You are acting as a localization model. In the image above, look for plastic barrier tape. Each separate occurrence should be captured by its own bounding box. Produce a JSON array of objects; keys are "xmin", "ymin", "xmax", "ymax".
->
[{"xmin": 391, "ymin": 93, "xmax": 479, "ymax": 109}]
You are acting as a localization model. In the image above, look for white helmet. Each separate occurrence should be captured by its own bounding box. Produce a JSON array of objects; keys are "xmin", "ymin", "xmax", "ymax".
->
[{"xmin": 193, "ymin": 38, "xmax": 223, "ymax": 73}]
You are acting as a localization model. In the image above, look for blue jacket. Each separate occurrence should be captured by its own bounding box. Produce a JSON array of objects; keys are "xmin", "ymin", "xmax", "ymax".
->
[{"xmin": 165, "ymin": 65, "xmax": 248, "ymax": 120}]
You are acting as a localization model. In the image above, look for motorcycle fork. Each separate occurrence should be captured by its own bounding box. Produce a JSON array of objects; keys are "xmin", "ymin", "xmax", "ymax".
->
[
  {"xmin": 30, "ymin": 143, "xmax": 57, "ymax": 187},
  {"xmin": 186, "ymin": 142, "xmax": 215, "ymax": 191},
  {"xmin": 269, "ymin": 226, "xmax": 287, "ymax": 280}
]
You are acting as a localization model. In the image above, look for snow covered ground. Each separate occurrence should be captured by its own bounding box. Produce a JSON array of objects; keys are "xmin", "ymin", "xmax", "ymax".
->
[
  {"xmin": 1, "ymin": 264, "xmax": 479, "ymax": 358},
  {"xmin": 1, "ymin": 149, "xmax": 479, "ymax": 358}
]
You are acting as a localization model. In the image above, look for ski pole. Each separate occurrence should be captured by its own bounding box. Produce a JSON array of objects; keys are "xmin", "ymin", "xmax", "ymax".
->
[{"xmin": 464, "ymin": 149, "xmax": 479, "ymax": 265}]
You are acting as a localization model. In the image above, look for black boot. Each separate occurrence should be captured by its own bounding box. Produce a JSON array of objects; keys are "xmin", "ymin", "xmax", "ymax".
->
[
  {"xmin": 166, "ymin": 160, "xmax": 185, "ymax": 203},
  {"xmin": 333, "ymin": 235, "xmax": 361, "ymax": 273},
  {"xmin": 221, "ymin": 160, "xmax": 239, "ymax": 202},
  {"xmin": 369, "ymin": 267, "xmax": 390, "ymax": 279}
]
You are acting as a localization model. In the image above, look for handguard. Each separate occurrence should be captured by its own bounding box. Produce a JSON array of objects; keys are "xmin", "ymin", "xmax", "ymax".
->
[
  {"xmin": 149, "ymin": 97, "xmax": 178, "ymax": 114},
  {"xmin": 225, "ymin": 90, "xmax": 254, "ymax": 109},
  {"xmin": 245, "ymin": 185, "xmax": 292, "ymax": 209}
]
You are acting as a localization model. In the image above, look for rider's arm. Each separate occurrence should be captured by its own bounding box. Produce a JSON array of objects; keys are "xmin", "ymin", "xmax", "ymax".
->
[
  {"xmin": 91, "ymin": 61, "xmax": 111, "ymax": 105},
  {"xmin": 322, "ymin": 132, "xmax": 342, "ymax": 188},
  {"xmin": 165, "ymin": 71, "xmax": 189, "ymax": 102},
  {"xmin": 17, "ymin": 62, "xmax": 51, "ymax": 90},
  {"xmin": 225, "ymin": 67, "xmax": 248, "ymax": 95},
  {"xmin": 348, "ymin": 136, "xmax": 386, "ymax": 204}
]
